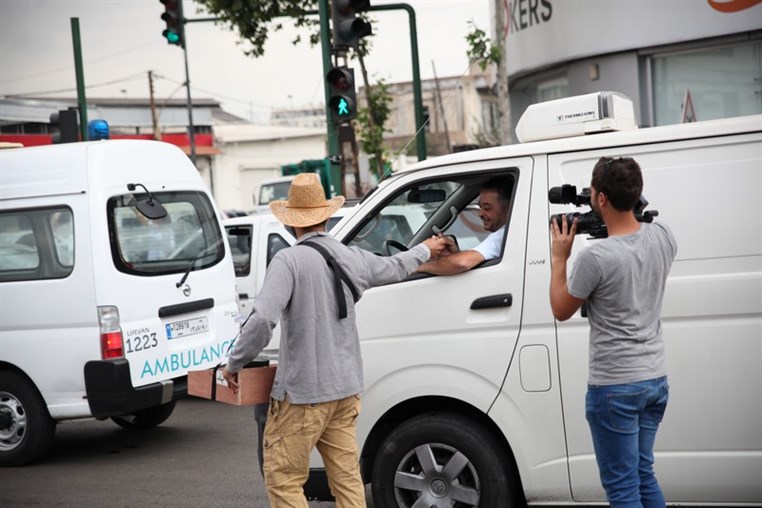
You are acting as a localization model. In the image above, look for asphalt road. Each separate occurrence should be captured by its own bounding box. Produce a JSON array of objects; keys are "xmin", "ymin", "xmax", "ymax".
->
[{"xmin": 0, "ymin": 396, "xmax": 366, "ymax": 507}]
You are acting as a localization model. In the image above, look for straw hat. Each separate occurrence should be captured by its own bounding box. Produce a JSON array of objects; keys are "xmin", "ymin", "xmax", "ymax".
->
[{"xmin": 269, "ymin": 173, "xmax": 345, "ymax": 227}]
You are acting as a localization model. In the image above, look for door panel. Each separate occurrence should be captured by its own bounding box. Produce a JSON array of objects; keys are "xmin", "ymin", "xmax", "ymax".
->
[{"xmin": 553, "ymin": 135, "xmax": 762, "ymax": 502}]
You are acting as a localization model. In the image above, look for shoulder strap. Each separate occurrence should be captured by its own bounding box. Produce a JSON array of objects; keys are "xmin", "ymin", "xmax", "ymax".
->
[{"xmin": 301, "ymin": 240, "xmax": 360, "ymax": 319}]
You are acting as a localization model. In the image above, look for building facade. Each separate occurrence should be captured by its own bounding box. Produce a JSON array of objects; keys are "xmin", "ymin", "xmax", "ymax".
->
[
  {"xmin": 358, "ymin": 65, "xmax": 498, "ymax": 157},
  {"xmin": 501, "ymin": 1, "xmax": 762, "ymax": 131}
]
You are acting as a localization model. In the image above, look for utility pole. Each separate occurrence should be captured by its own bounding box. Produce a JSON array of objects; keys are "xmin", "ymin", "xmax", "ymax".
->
[
  {"xmin": 494, "ymin": 0, "xmax": 512, "ymax": 144},
  {"xmin": 148, "ymin": 71, "xmax": 161, "ymax": 141},
  {"xmin": 431, "ymin": 61, "xmax": 451, "ymax": 153},
  {"xmin": 70, "ymin": 18, "xmax": 88, "ymax": 141}
]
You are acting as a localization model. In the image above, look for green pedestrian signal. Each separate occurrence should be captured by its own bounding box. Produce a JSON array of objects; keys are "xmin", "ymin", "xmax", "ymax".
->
[
  {"xmin": 337, "ymin": 98, "xmax": 350, "ymax": 117},
  {"xmin": 326, "ymin": 67, "xmax": 357, "ymax": 124}
]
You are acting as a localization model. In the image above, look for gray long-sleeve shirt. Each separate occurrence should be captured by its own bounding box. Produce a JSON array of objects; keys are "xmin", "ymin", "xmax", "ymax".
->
[{"xmin": 226, "ymin": 231, "xmax": 431, "ymax": 404}]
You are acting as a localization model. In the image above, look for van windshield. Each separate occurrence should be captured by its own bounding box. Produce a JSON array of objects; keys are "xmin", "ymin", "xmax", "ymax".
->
[
  {"xmin": 108, "ymin": 191, "xmax": 224, "ymax": 276},
  {"xmin": 259, "ymin": 182, "xmax": 291, "ymax": 205}
]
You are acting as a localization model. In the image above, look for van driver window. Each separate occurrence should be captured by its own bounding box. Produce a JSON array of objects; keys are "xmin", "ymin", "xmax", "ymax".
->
[{"xmin": 346, "ymin": 174, "xmax": 515, "ymax": 273}]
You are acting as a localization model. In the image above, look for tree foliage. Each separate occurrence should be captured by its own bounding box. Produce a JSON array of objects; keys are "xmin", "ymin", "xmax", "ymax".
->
[
  {"xmin": 355, "ymin": 78, "xmax": 392, "ymax": 178},
  {"xmin": 465, "ymin": 21, "xmax": 501, "ymax": 71},
  {"xmin": 194, "ymin": 0, "xmax": 321, "ymax": 56}
]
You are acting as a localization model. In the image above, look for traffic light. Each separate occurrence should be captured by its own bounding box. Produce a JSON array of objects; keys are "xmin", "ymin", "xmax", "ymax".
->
[
  {"xmin": 50, "ymin": 109, "xmax": 79, "ymax": 144},
  {"xmin": 160, "ymin": 0, "xmax": 184, "ymax": 47},
  {"xmin": 326, "ymin": 66, "xmax": 357, "ymax": 124},
  {"xmin": 331, "ymin": 0, "xmax": 372, "ymax": 48}
]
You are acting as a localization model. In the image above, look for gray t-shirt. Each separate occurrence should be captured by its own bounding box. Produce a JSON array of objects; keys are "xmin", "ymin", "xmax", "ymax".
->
[{"xmin": 568, "ymin": 222, "xmax": 677, "ymax": 385}]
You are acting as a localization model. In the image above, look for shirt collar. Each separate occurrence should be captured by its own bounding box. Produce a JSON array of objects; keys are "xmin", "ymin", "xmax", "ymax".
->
[{"xmin": 295, "ymin": 231, "xmax": 328, "ymax": 244}]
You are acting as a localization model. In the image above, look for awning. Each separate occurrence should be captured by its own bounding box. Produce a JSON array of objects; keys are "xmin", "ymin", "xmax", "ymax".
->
[{"xmin": 179, "ymin": 145, "xmax": 221, "ymax": 156}]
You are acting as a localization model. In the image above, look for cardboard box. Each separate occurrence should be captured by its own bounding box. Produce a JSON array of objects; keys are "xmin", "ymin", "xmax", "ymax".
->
[{"xmin": 187, "ymin": 363, "xmax": 276, "ymax": 406}]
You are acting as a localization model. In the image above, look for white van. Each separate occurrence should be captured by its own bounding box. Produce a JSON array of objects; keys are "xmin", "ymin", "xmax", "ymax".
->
[
  {"xmin": 258, "ymin": 93, "xmax": 761, "ymax": 505},
  {"xmin": 0, "ymin": 140, "xmax": 240, "ymax": 466}
]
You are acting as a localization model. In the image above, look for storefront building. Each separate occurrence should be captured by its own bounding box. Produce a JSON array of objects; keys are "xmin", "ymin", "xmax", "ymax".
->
[{"xmin": 503, "ymin": 0, "xmax": 762, "ymax": 129}]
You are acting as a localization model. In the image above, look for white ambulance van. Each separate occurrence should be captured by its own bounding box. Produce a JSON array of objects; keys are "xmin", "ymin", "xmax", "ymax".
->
[
  {"xmin": 275, "ymin": 93, "xmax": 761, "ymax": 504},
  {"xmin": 0, "ymin": 140, "xmax": 239, "ymax": 466}
]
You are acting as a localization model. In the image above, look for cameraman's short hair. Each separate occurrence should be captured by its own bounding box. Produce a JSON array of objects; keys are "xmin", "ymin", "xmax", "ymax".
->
[
  {"xmin": 592, "ymin": 157, "xmax": 643, "ymax": 211},
  {"xmin": 481, "ymin": 176, "xmax": 513, "ymax": 209}
]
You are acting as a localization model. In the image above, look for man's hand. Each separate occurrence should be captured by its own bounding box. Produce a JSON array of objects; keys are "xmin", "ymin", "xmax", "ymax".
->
[
  {"xmin": 438, "ymin": 234, "xmax": 459, "ymax": 257},
  {"xmin": 222, "ymin": 367, "xmax": 239, "ymax": 394},
  {"xmin": 550, "ymin": 215, "xmax": 577, "ymax": 262},
  {"xmin": 423, "ymin": 235, "xmax": 448, "ymax": 258},
  {"xmin": 549, "ymin": 215, "xmax": 584, "ymax": 321}
]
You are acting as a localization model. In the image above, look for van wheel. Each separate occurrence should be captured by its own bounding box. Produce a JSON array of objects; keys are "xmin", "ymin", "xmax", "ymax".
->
[
  {"xmin": 0, "ymin": 372, "xmax": 56, "ymax": 467},
  {"xmin": 371, "ymin": 412, "xmax": 520, "ymax": 508},
  {"xmin": 111, "ymin": 400, "xmax": 177, "ymax": 430}
]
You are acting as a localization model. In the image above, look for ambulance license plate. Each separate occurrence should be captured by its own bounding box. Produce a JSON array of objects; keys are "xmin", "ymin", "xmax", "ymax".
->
[{"xmin": 166, "ymin": 317, "xmax": 209, "ymax": 340}]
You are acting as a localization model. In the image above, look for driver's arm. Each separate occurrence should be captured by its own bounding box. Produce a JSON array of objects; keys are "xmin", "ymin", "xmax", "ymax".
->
[{"xmin": 416, "ymin": 249, "xmax": 485, "ymax": 275}]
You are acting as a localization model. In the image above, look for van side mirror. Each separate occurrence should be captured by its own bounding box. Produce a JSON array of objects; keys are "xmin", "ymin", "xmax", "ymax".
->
[{"xmin": 128, "ymin": 183, "xmax": 167, "ymax": 220}]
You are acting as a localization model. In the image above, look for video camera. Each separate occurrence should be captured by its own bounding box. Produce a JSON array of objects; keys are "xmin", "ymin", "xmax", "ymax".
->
[{"xmin": 548, "ymin": 184, "xmax": 658, "ymax": 239}]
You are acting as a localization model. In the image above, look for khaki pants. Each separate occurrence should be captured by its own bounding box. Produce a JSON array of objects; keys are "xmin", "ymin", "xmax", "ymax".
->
[{"xmin": 262, "ymin": 394, "xmax": 366, "ymax": 508}]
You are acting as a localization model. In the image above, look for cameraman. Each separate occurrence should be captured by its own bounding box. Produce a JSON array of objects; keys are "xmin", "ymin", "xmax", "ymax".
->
[{"xmin": 549, "ymin": 157, "xmax": 677, "ymax": 506}]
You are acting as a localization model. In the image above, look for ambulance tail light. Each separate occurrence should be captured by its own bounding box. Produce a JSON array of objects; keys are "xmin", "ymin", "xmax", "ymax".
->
[
  {"xmin": 98, "ymin": 306, "xmax": 124, "ymax": 359},
  {"xmin": 516, "ymin": 91, "xmax": 638, "ymax": 143}
]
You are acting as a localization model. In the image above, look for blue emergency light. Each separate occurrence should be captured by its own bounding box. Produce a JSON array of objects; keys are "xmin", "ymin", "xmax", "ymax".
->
[{"xmin": 88, "ymin": 119, "xmax": 110, "ymax": 140}]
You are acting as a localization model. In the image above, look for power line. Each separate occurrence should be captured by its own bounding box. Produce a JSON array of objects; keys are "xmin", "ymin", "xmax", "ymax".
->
[
  {"xmin": 156, "ymin": 75, "xmax": 272, "ymax": 110},
  {"xmin": 5, "ymin": 72, "xmax": 147, "ymax": 97},
  {"xmin": 2, "ymin": 41, "xmax": 159, "ymax": 85}
]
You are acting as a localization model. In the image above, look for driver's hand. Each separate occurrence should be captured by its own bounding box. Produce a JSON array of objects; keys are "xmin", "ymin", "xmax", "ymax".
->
[
  {"xmin": 423, "ymin": 235, "xmax": 448, "ymax": 258},
  {"xmin": 438, "ymin": 233, "xmax": 459, "ymax": 256}
]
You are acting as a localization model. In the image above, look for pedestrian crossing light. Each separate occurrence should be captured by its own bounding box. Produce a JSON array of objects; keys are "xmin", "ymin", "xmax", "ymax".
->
[
  {"xmin": 327, "ymin": 66, "xmax": 357, "ymax": 124},
  {"xmin": 160, "ymin": 0, "xmax": 184, "ymax": 47}
]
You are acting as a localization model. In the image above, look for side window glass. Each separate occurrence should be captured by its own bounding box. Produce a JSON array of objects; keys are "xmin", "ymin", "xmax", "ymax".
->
[
  {"xmin": 0, "ymin": 207, "xmax": 74, "ymax": 282},
  {"xmin": 226, "ymin": 226, "xmax": 252, "ymax": 277},
  {"xmin": 0, "ymin": 214, "xmax": 39, "ymax": 272},
  {"xmin": 49, "ymin": 210, "xmax": 74, "ymax": 267},
  {"xmin": 267, "ymin": 233, "xmax": 291, "ymax": 266},
  {"xmin": 344, "ymin": 173, "xmax": 515, "ymax": 265},
  {"xmin": 348, "ymin": 181, "xmax": 460, "ymax": 255},
  {"xmin": 447, "ymin": 201, "xmax": 490, "ymax": 251}
]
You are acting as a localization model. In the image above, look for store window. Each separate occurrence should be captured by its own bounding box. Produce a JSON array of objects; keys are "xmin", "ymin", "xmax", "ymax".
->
[{"xmin": 652, "ymin": 41, "xmax": 762, "ymax": 125}]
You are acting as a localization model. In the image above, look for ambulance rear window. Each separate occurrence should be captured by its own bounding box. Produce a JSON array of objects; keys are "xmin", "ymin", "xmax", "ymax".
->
[{"xmin": 108, "ymin": 191, "xmax": 224, "ymax": 276}]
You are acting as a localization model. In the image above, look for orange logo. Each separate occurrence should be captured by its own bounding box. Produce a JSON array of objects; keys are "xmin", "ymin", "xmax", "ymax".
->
[{"xmin": 707, "ymin": 0, "xmax": 762, "ymax": 12}]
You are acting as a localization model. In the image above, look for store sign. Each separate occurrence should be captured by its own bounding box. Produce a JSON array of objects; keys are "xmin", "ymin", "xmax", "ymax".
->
[{"xmin": 504, "ymin": 0, "xmax": 762, "ymax": 76}]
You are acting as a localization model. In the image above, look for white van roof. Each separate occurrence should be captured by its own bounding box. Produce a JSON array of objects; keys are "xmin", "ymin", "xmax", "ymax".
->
[
  {"xmin": 401, "ymin": 112, "xmax": 761, "ymax": 175},
  {"xmin": 0, "ymin": 140, "xmax": 199, "ymax": 202}
]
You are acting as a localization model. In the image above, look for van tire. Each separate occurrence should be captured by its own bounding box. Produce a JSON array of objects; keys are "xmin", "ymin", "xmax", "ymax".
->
[
  {"xmin": 110, "ymin": 400, "xmax": 177, "ymax": 430},
  {"xmin": 0, "ymin": 372, "xmax": 56, "ymax": 467},
  {"xmin": 371, "ymin": 412, "xmax": 519, "ymax": 508}
]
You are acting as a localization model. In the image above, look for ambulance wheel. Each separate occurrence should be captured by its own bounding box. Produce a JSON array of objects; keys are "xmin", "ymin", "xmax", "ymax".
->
[
  {"xmin": 371, "ymin": 412, "xmax": 520, "ymax": 508},
  {"xmin": 0, "ymin": 371, "xmax": 56, "ymax": 467},
  {"xmin": 111, "ymin": 400, "xmax": 177, "ymax": 430}
]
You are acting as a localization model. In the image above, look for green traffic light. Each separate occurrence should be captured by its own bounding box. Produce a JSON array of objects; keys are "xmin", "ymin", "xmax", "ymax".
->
[{"xmin": 167, "ymin": 32, "xmax": 180, "ymax": 43}]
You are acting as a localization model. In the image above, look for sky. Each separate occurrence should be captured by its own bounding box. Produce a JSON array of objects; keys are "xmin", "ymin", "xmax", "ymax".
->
[{"xmin": 0, "ymin": 0, "xmax": 491, "ymax": 124}]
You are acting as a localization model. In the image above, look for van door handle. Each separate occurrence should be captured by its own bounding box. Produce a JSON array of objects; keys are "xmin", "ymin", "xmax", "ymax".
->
[
  {"xmin": 470, "ymin": 294, "xmax": 512, "ymax": 310},
  {"xmin": 238, "ymin": 293, "xmax": 249, "ymax": 299}
]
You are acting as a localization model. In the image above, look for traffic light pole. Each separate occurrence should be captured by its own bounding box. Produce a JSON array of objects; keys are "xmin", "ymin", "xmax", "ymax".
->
[
  {"xmin": 182, "ymin": 41, "xmax": 197, "ymax": 165},
  {"xmin": 319, "ymin": 0, "xmax": 341, "ymax": 196},
  {"xmin": 367, "ymin": 3, "xmax": 425, "ymax": 160}
]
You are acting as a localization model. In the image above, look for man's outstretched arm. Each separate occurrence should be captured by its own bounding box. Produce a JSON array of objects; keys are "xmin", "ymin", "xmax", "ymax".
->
[{"xmin": 417, "ymin": 249, "xmax": 485, "ymax": 275}]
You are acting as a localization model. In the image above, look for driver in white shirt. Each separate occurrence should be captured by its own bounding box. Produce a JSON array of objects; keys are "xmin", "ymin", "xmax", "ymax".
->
[{"xmin": 417, "ymin": 176, "xmax": 511, "ymax": 275}]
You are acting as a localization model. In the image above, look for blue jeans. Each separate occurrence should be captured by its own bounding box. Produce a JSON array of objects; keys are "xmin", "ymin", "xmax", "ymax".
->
[{"xmin": 586, "ymin": 376, "xmax": 669, "ymax": 508}]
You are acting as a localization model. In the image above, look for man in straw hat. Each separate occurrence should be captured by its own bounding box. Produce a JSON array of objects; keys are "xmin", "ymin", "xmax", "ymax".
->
[{"xmin": 223, "ymin": 173, "xmax": 447, "ymax": 507}]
